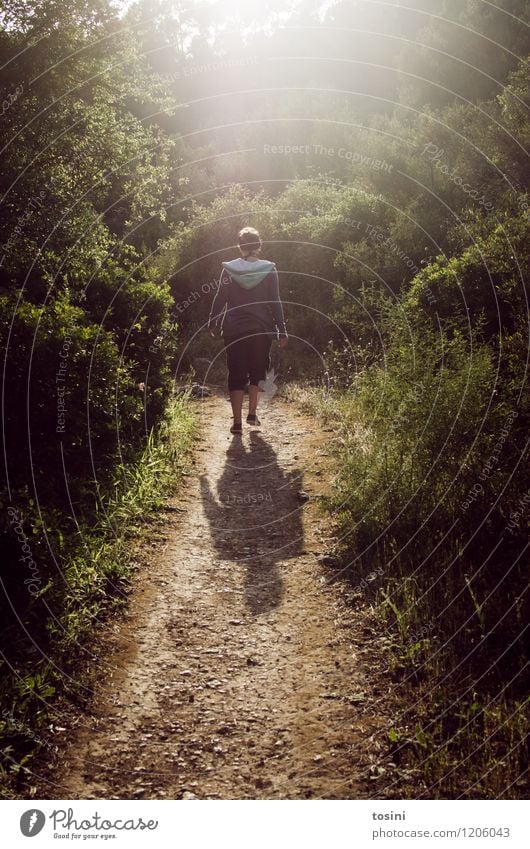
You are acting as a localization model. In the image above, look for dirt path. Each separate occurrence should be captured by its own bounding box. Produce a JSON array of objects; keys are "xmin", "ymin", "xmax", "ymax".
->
[{"xmin": 38, "ymin": 392, "xmax": 394, "ymax": 800}]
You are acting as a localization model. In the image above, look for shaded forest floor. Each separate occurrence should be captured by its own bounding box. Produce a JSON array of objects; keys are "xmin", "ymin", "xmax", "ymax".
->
[{"xmin": 30, "ymin": 391, "xmax": 399, "ymax": 800}]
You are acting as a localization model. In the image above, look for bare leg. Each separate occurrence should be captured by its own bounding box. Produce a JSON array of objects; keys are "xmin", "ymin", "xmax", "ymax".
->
[
  {"xmin": 229, "ymin": 390, "xmax": 244, "ymax": 425},
  {"xmin": 248, "ymin": 384, "xmax": 260, "ymax": 416}
]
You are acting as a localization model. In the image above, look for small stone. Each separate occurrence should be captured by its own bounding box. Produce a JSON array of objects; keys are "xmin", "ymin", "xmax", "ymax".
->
[
  {"xmin": 189, "ymin": 383, "xmax": 211, "ymax": 399},
  {"xmin": 318, "ymin": 554, "xmax": 342, "ymax": 568},
  {"xmin": 296, "ymin": 490, "xmax": 310, "ymax": 502}
]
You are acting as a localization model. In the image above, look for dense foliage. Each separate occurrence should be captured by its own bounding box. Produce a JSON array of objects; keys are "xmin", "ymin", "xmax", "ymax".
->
[{"xmin": 1, "ymin": 0, "xmax": 528, "ymax": 798}]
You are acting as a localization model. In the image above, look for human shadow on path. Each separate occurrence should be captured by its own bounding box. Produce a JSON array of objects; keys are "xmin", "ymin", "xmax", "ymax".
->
[{"xmin": 200, "ymin": 431, "xmax": 305, "ymax": 615}]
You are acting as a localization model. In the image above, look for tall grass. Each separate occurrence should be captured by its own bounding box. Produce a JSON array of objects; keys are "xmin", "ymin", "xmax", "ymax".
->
[
  {"xmin": 291, "ymin": 316, "xmax": 529, "ymax": 798},
  {"xmin": 0, "ymin": 393, "xmax": 197, "ymax": 798}
]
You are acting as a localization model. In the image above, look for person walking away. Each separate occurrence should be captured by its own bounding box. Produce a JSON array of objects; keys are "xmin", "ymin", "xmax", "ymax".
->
[{"xmin": 208, "ymin": 227, "xmax": 288, "ymax": 434}]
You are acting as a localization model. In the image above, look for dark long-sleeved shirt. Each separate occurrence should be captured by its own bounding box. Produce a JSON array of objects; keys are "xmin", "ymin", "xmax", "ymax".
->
[{"xmin": 208, "ymin": 259, "xmax": 287, "ymax": 338}]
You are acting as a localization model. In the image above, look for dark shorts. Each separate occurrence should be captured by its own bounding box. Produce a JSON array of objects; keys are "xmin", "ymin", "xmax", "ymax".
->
[{"xmin": 223, "ymin": 333, "xmax": 273, "ymax": 391}]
